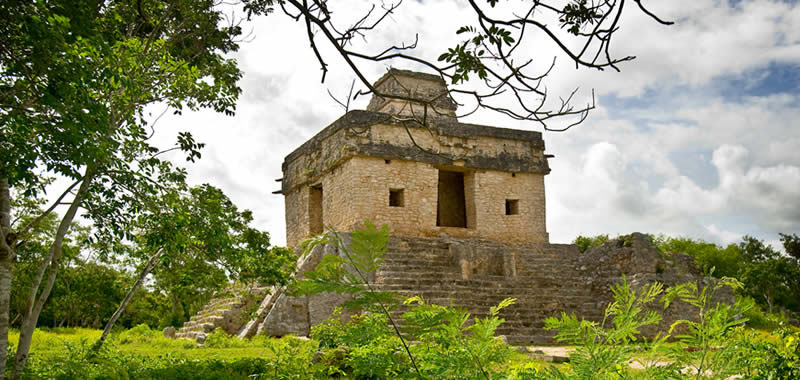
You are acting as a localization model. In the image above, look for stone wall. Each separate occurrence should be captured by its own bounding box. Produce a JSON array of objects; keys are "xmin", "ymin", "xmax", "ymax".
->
[
  {"xmin": 285, "ymin": 156, "xmax": 548, "ymax": 248},
  {"xmin": 366, "ymin": 69, "xmax": 458, "ymax": 120},
  {"xmin": 256, "ymin": 233, "xmax": 733, "ymax": 344},
  {"xmin": 281, "ymin": 112, "xmax": 551, "ymax": 248}
]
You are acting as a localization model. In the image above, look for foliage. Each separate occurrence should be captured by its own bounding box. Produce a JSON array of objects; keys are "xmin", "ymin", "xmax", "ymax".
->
[
  {"xmin": 403, "ymin": 296, "xmax": 515, "ymax": 379},
  {"xmin": 292, "ymin": 220, "xmax": 399, "ymax": 317},
  {"xmin": 580, "ymin": 233, "xmax": 800, "ymax": 316},
  {"xmin": 742, "ymin": 299, "xmax": 786, "ymax": 331},
  {"xmin": 544, "ymin": 276, "xmax": 668, "ymax": 379},
  {"xmin": 573, "ymin": 234, "xmax": 609, "ymax": 253},
  {"xmin": 311, "ymin": 309, "xmax": 393, "ymax": 350},
  {"xmin": 203, "ymin": 328, "xmax": 251, "ymax": 349},
  {"xmin": 781, "ymin": 233, "xmax": 800, "ymax": 261},
  {"xmin": 12, "ymin": 327, "xmax": 326, "ymax": 379},
  {"xmin": 542, "ymin": 274, "xmax": 800, "ymax": 379},
  {"xmin": 661, "ymin": 276, "xmax": 753, "ymax": 379},
  {"xmin": 7, "ymin": 205, "xmax": 164, "ymax": 330},
  {"xmin": 256, "ymin": 336, "xmax": 323, "ymax": 380},
  {"xmin": 1, "ymin": 0, "xmax": 249, "ymax": 374},
  {"xmin": 725, "ymin": 327, "xmax": 800, "ymax": 380},
  {"xmin": 126, "ymin": 184, "xmax": 295, "ymax": 326},
  {"xmin": 736, "ymin": 236, "xmax": 800, "ymax": 314},
  {"xmin": 652, "ymin": 235, "xmax": 742, "ymax": 278}
]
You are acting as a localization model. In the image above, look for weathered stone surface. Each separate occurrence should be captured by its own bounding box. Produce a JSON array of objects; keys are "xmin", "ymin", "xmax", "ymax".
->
[
  {"xmin": 366, "ymin": 69, "xmax": 458, "ymax": 119},
  {"xmin": 231, "ymin": 70, "xmax": 735, "ymax": 345},
  {"xmin": 281, "ymin": 71, "xmax": 550, "ymax": 248},
  {"xmin": 174, "ymin": 284, "xmax": 269, "ymax": 341},
  {"xmin": 251, "ymin": 233, "xmax": 732, "ymax": 344},
  {"xmin": 257, "ymin": 241, "xmax": 355, "ymax": 337},
  {"xmin": 163, "ymin": 326, "xmax": 176, "ymax": 339}
]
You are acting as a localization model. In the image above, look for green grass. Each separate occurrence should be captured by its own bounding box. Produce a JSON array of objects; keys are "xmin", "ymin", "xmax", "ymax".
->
[
  {"xmin": 10, "ymin": 326, "xmax": 556, "ymax": 379},
  {"xmin": 9, "ymin": 326, "xmax": 279, "ymax": 360}
]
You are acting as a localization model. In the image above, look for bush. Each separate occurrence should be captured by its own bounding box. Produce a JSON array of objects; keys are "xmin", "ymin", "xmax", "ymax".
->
[
  {"xmin": 203, "ymin": 328, "xmax": 249, "ymax": 349},
  {"xmin": 573, "ymin": 234, "xmax": 609, "ymax": 253},
  {"xmin": 311, "ymin": 310, "xmax": 393, "ymax": 349}
]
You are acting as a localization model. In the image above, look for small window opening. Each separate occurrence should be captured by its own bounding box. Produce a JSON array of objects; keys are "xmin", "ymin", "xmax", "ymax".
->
[
  {"xmin": 309, "ymin": 185, "xmax": 323, "ymax": 234},
  {"xmin": 505, "ymin": 199, "xmax": 519, "ymax": 215},
  {"xmin": 389, "ymin": 189, "xmax": 404, "ymax": 207}
]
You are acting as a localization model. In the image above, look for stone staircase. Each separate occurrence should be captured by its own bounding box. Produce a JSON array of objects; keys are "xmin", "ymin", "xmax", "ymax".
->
[
  {"xmin": 205, "ymin": 233, "xmax": 714, "ymax": 345},
  {"xmin": 367, "ymin": 234, "xmax": 698, "ymax": 345},
  {"xmin": 175, "ymin": 285, "xmax": 269, "ymax": 341},
  {"xmin": 371, "ymin": 238, "xmax": 601, "ymax": 344}
]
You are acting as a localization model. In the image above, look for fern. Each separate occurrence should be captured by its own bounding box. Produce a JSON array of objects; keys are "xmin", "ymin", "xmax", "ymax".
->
[
  {"xmin": 661, "ymin": 276, "xmax": 753, "ymax": 379},
  {"xmin": 544, "ymin": 275, "xmax": 666, "ymax": 379}
]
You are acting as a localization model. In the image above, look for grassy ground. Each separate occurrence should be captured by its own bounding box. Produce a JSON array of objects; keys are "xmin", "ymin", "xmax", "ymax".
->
[
  {"xmin": 9, "ymin": 326, "xmax": 552, "ymax": 379},
  {"xmin": 9, "ymin": 326, "xmax": 279, "ymax": 360}
]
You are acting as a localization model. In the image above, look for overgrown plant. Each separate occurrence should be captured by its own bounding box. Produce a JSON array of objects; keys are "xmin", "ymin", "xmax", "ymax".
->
[
  {"xmin": 544, "ymin": 276, "xmax": 671, "ymax": 379},
  {"xmin": 292, "ymin": 221, "xmax": 422, "ymax": 377},
  {"xmin": 661, "ymin": 276, "xmax": 753, "ymax": 379},
  {"xmin": 294, "ymin": 221, "xmax": 518, "ymax": 379},
  {"xmin": 402, "ymin": 296, "xmax": 515, "ymax": 379}
]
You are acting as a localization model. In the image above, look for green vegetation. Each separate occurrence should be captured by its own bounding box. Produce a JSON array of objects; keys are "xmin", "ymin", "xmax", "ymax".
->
[
  {"xmin": 12, "ymin": 326, "xmax": 309, "ymax": 379},
  {"xmin": 574, "ymin": 233, "xmax": 800, "ymax": 319},
  {"xmin": 573, "ymin": 234, "xmax": 610, "ymax": 253}
]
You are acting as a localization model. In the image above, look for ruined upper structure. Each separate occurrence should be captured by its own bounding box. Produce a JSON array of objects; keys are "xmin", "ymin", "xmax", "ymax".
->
[{"xmin": 281, "ymin": 69, "xmax": 551, "ymax": 248}]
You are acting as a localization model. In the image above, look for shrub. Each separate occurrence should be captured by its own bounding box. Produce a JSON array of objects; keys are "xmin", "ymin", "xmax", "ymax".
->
[
  {"xmin": 311, "ymin": 310, "xmax": 393, "ymax": 349},
  {"xmin": 115, "ymin": 323, "xmax": 158, "ymax": 344},
  {"xmin": 203, "ymin": 328, "xmax": 249, "ymax": 349},
  {"xmin": 573, "ymin": 234, "xmax": 609, "ymax": 253}
]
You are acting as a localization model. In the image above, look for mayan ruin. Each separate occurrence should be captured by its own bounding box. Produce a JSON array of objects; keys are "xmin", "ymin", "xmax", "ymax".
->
[{"xmin": 176, "ymin": 70, "xmax": 726, "ymax": 345}]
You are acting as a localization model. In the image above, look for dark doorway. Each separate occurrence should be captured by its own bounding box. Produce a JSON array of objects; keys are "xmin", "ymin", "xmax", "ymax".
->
[
  {"xmin": 309, "ymin": 185, "xmax": 323, "ymax": 234},
  {"xmin": 436, "ymin": 171, "xmax": 467, "ymax": 227}
]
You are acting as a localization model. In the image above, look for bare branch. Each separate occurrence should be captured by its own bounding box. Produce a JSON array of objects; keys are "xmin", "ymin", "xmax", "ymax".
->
[
  {"xmin": 267, "ymin": 0, "xmax": 670, "ymax": 131},
  {"xmin": 634, "ymin": 0, "xmax": 674, "ymax": 25}
]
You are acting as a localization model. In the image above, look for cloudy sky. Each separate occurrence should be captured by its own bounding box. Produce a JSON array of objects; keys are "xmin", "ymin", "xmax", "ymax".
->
[{"xmin": 149, "ymin": 0, "xmax": 799, "ymax": 249}]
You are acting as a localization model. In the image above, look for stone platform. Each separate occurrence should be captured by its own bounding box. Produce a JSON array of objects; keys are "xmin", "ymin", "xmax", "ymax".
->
[{"xmin": 250, "ymin": 232, "xmax": 719, "ymax": 344}]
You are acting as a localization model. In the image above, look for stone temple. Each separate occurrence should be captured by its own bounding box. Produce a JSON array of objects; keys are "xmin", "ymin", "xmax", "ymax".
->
[
  {"xmin": 283, "ymin": 69, "xmax": 549, "ymax": 248},
  {"xmin": 176, "ymin": 69, "xmax": 718, "ymax": 344}
]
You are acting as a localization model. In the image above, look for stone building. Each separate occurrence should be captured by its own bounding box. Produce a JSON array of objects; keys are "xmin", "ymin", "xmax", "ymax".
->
[
  {"xmin": 281, "ymin": 69, "xmax": 550, "ymax": 248},
  {"xmin": 176, "ymin": 70, "xmax": 727, "ymax": 344}
]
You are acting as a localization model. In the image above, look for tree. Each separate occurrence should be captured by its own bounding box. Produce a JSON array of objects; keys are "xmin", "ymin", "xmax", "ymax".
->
[
  {"xmin": 91, "ymin": 184, "xmax": 294, "ymax": 351},
  {"xmin": 654, "ymin": 235, "xmax": 743, "ymax": 278},
  {"xmin": 780, "ymin": 233, "xmax": 800, "ymax": 261},
  {"xmin": 779, "ymin": 233, "xmax": 800, "ymax": 312},
  {"xmin": 2, "ymin": 0, "xmax": 676, "ymax": 377},
  {"xmin": 241, "ymin": 0, "xmax": 673, "ymax": 131},
  {"xmin": 737, "ymin": 236, "xmax": 798, "ymax": 314},
  {"xmin": 573, "ymin": 234, "xmax": 609, "ymax": 253},
  {"xmin": 1, "ymin": 1, "xmax": 243, "ymax": 377}
]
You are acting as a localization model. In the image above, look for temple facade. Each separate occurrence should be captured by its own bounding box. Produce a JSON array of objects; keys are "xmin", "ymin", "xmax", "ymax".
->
[{"xmin": 281, "ymin": 69, "xmax": 550, "ymax": 248}]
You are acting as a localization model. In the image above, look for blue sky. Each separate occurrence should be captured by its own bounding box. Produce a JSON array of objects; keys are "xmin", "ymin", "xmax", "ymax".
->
[{"xmin": 147, "ymin": 0, "xmax": 799, "ymax": 250}]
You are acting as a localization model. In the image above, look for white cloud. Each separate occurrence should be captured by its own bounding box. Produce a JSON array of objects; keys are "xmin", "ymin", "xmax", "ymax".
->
[
  {"xmin": 128, "ymin": 0, "xmax": 800, "ymax": 248},
  {"xmin": 704, "ymin": 224, "xmax": 742, "ymax": 245}
]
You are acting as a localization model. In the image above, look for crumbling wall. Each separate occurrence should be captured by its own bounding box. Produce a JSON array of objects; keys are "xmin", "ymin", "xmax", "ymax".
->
[
  {"xmin": 253, "ymin": 233, "xmax": 733, "ymax": 344},
  {"xmin": 281, "ymin": 110, "xmax": 550, "ymax": 248}
]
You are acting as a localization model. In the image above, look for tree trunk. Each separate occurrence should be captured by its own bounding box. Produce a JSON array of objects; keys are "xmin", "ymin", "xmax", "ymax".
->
[
  {"xmin": 92, "ymin": 248, "xmax": 164, "ymax": 352},
  {"xmin": 0, "ymin": 178, "xmax": 16, "ymax": 380},
  {"xmin": 11, "ymin": 168, "xmax": 95, "ymax": 380},
  {"xmin": 765, "ymin": 291, "xmax": 774, "ymax": 314}
]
